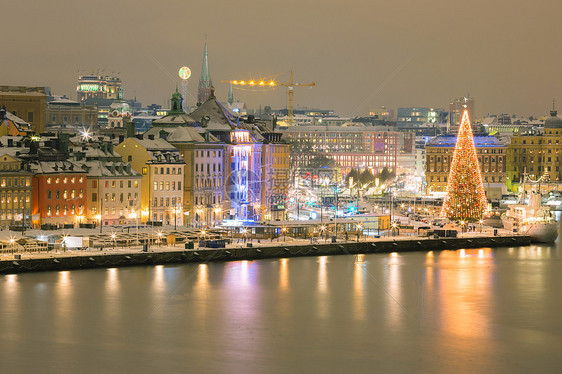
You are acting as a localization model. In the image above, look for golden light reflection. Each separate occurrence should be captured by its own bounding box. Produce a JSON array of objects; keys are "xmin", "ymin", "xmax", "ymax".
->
[
  {"xmin": 279, "ymin": 258, "xmax": 289, "ymax": 291},
  {"xmin": 437, "ymin": 248, "xmax": 493, "ymax": 339},
  {"xmin": 317, "ymin": 256, "xmax": 329, "ymax": 319},
  {"xmin": 2, "ymin": 274, "xmax": 19, "ymax": 337},
  {"xmin": 55, "ymin": 271, "xmax": 73, "ymax": 343},
  {"xmin": 385, "ymin": 253, "xmax": 402, "ymax": 327},
  {"xmin": 353, "ymin": 260, "xmax": 366, "ymax": 320},
  {"xmin": 152, "ymin": 265, "xmax": 166, "ymax": 293},
  {"xmin": 104, "ymin": 268, "xmax": 120, "ymax": 321},
  {"xmin": 193, "ymin": 264, "xmax": 209, "ymax": 320}
]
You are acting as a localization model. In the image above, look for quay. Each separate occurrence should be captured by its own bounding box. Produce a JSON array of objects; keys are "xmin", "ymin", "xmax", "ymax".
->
[{"xmin": 0, "ymin": 234, "xmax": 531, "ymax": 274}]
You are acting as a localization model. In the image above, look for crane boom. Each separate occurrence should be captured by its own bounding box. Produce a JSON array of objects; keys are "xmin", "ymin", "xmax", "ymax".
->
[{"xmin": 220, "ymin": 70, "xmax": 315, "ymax": 126}]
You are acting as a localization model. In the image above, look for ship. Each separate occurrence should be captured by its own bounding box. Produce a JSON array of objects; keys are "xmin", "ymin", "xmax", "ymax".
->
[{"xmin": 501, "ymin": 176, "xmax": 559, "ymax": 243}]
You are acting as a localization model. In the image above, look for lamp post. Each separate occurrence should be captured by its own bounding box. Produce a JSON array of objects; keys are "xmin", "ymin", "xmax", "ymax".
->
[
  {"xmin": 111, "ymin": 233, "xmax": 116, "ymax": 250},
  {"xmin": 97, "ymin": 214, "xmax": 102, "ymax": 233},
  {"xmin": 479, "ymin": 219, "xmax": 483, "ymax": 233},
  {"xmin": 282, "ymin": 226, "xmax": 287, "ymax": 242}
]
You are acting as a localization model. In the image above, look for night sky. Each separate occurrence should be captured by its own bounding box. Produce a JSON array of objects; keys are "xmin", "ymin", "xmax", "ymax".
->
[{"xmin": 2, "ymin": 0, "xmax": 561, "ymax": 117}]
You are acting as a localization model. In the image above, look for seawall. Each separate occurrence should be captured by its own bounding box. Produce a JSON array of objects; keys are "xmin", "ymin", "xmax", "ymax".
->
[{"xmin": 0, "ymin": 235, "xmax": 532, "ymax": 274}]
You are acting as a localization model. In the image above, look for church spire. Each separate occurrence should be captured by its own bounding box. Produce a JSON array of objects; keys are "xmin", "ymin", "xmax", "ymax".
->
[
  {"xmin": 228, "ymin": 81, "xmax": 234, "ymax": 105},
  {"xmin": 197, "ymin": 38, "xmax": 213, "ymax": 105}
]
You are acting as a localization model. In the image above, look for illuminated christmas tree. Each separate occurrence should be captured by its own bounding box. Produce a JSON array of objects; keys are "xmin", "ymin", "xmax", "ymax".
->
[{"xmin": 441, "ymin": 109, "xmax": 488, "ymax": 221}]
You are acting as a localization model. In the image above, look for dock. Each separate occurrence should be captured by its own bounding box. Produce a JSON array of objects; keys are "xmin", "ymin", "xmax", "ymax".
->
[{"xmin": 0, "ymin": 234, "xmax": 531, "ymax": 274}]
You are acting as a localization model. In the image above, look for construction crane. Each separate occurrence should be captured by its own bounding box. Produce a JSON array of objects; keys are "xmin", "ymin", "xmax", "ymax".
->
[{"xmin": 220, "ymin": 70, "xmax": 315, "ymax": 126}]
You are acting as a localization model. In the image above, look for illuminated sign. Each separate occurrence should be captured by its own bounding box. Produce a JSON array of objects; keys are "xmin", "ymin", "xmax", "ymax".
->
[
  {"xmin": 179, "ymin": 66, "xmax": 191, "ymax": 80},
  {"xmin": 79, "ymin": 84, "xmax": 101, "ymax": 92}
]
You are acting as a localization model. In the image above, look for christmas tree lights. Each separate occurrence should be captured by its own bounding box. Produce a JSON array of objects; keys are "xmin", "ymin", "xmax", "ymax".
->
[{"xmin": 441, "ymin": 109, "xmax": 488, "ymax": 221}]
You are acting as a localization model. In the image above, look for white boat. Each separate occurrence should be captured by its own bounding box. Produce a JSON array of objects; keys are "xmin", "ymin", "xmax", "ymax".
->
[{"xmin": 501, "ymin": 189, "xmax": 559, "ymax": 243}]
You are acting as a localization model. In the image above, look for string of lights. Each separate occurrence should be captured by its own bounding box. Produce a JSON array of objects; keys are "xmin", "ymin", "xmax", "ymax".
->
[{"xmin": 441, "ymin": 109, "xmax": 489, "ymax": 221}]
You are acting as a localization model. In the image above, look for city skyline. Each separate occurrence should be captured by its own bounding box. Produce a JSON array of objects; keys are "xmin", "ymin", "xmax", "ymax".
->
[{"xmin": 1, "ymin": 0, "xmax": 561, "ymax": 117}]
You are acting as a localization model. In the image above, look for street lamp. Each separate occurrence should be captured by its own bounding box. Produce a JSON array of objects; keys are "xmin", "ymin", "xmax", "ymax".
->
[
  {"xmin": 111, "ymin": 233, "xmax": 116, "ymax": 249},
  {"xmin": 282, "ymin": 226, "xmax": 287, "ymax": 242},
  {"xmin": 479, "ymin": 219, "xmax": 483, "ymax": 233},
  {"xmin": 96, "ymin": 214, "xmax": 102, "ymax": 233}
]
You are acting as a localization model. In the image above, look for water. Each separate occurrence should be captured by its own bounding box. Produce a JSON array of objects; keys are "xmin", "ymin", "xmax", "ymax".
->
[{"xmin": 1, "ymin": 242, "xmax": 561, "ymax": 373}]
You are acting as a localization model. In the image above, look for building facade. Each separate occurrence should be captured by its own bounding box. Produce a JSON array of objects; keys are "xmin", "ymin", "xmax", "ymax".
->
[
  {"xmin": 0, "ymin": 153, "xmax": 33, "ymax": 228},
  {"xmin": 285, "ymin": 126, "xmax": 415, "ymax": 176},
  {"xmin": 0, "ymin": 86, "xmax": 48, "ymax": 134},
  {"xmin": 425, "ymin": 135, "xmax": 507, "ymax": 199},
  {"xmin": 506, "ymin": 109, "xmax": 562, "ymax": 191},
  {"xmin": 115, "ymin": 136, "xmax": 185, "ymax": 225},
  {"xmin": 77, "ymin": 75, "xmax": 123, "ymax": 103}
]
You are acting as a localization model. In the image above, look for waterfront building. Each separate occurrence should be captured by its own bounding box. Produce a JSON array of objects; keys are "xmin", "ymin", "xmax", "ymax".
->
[
  {"xmin": 261, "ymin": 133, "xmax": 290, "ymax": 221},
  {"xmin": 284, "ymin": 125, "xmax": 415, "ymax": 176},
  {"xmin": 0, "ymin": 153, "xmax": 33, "ymax": 229},
  {"xmin": 506, "ymin": 108, "xmax": 562, "ymax": 191},
  {"xmin": 425, "ymin": 134, "xmax": 507, "ymax": 199},
  {"xmin": 114, "ymin": 136, "xmax": 185, "ymax": 225},
  {"xmin": 71, "ymin": 142, "xmax": 141, "ymax": 226},
  {"xmin": 0, "ymin": 86, "xmax": 48, "ymax": 134},
  {"xmin": 30, "ymin": 161, "xmax": 87, "ymax": 226},
  {"xmin": 146, "ymin": 91, "xmax": 225, "ymax": 226}
]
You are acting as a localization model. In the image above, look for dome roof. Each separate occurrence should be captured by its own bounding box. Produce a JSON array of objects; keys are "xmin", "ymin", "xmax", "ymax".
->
[
  {"xmin": 109, "ymin": 101, "xmax": 132, "ymax": 118},
  {"xmin": 544, "ymin": 110, "xmax": 562, "ymax": 128}
]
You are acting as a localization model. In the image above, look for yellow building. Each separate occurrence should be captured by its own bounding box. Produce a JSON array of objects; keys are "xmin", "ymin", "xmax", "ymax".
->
[
  {"xmin": 0, "ymin": 86, "xmax": 47, "ymax": 134},
  {"xmin": 0, "ymin": 109, "xmax": 32, "ymax": 136},
  {"xmin": 425, "ymin": 135, "xmax": 507, "ymax": 199},
  {"xmin": 261, "ymin": 134, "xmax": 290, "ymax": 220},
  {"xmin": 0, "ymin": 153, "xmax": 33, "ymax": 228},
  {"xmin": 507, "ymin": 109, "xmax": 562, "ymax": 191},
  {"xmin": 115, "ymin": 136, "xmax": 185, "ymax": 225}
]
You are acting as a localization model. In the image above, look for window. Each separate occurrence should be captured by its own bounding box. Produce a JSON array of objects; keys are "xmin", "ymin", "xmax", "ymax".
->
[
  {"xmin": 47, "ymin": 190, "xmax": 52, "ymax": 199},
  {"xmin": 27, "ymin": 112, "xmax": 34, "ymax": 122},
  {"xmin": 167, "ymin": 168, "xmax": 170, "ymax": 174},
  {"xmin": 178, "ymin": 168, "xmax": 181, "ymax": 175},
  {"xmin": 160, "ymin": 181, "xmax": 164, "ymax": 190},
  {"xmin": 166, "ymin": 182, "xmax": 170, "ymax": 190},
  {"xmin": 56, "ymin": 190, "xmax": 60, "ymax": 199},
  {"xmin": 92, "ymin": 180, "xmax": 97, "ymax": 188},
  {"xmin": 142, "ymin": 167, "xmax": 147, "ymax": 175},
  {"xmin": 154, "ymin": 167, "xmax": 158, "ymax": 175},
  {"xmin": 92, "ymin": 193, "xmax": 97, "ymax": 202},
  {"xmin": 153, "ymin": 182, "xmax": 158, "ymax": 191},
  {"xmin": 128, "ymin": 155, "xmax": 132, "ymax": 162}
]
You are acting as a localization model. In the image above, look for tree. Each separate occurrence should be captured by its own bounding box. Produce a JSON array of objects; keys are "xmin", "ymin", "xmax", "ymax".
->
[
  {"xmin": 376, "ymin": 167, "xmax": 395, "ymax": 184},
  {"xmin": 346, "ymin": 169, "xmax": 360, "ymax": 185},
  {"xmin": 359, "ymin": 169, "xmax": 376, "ymax": 185},
  {"xmin": 441, "ymin": 109, "xmax": 488, "ymax": 222}
]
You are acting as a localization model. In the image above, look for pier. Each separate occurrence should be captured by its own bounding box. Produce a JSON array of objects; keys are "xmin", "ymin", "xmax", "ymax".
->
[{"xmin": 0, "ymin": 234, "xmax": 531, "ymax": 274}]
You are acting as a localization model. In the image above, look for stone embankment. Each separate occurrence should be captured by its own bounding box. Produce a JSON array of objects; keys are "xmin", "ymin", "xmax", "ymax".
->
[{"xmin": 0, "ymin": 235, "xmax": 531, "ymax": 274}]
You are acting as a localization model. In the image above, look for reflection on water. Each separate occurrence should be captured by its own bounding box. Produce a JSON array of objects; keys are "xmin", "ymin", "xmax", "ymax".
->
[
  {"xmin": 353, "ymin": 257, "xmax": 366, "ymax": 320},
  {"xmin": 436, "ymin": 248, "xmax": 493, "ymax": 340},
  {"xmin": 385, "ymin": 252, "xmax": 403, "ymax": 328},
  {"xmin": 317, "ymin": 256, "xmax": 329, "ymax": 319},
  {"xmin": 0, "ymin": 243, "xmax": 561, "ymax": 374}
]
